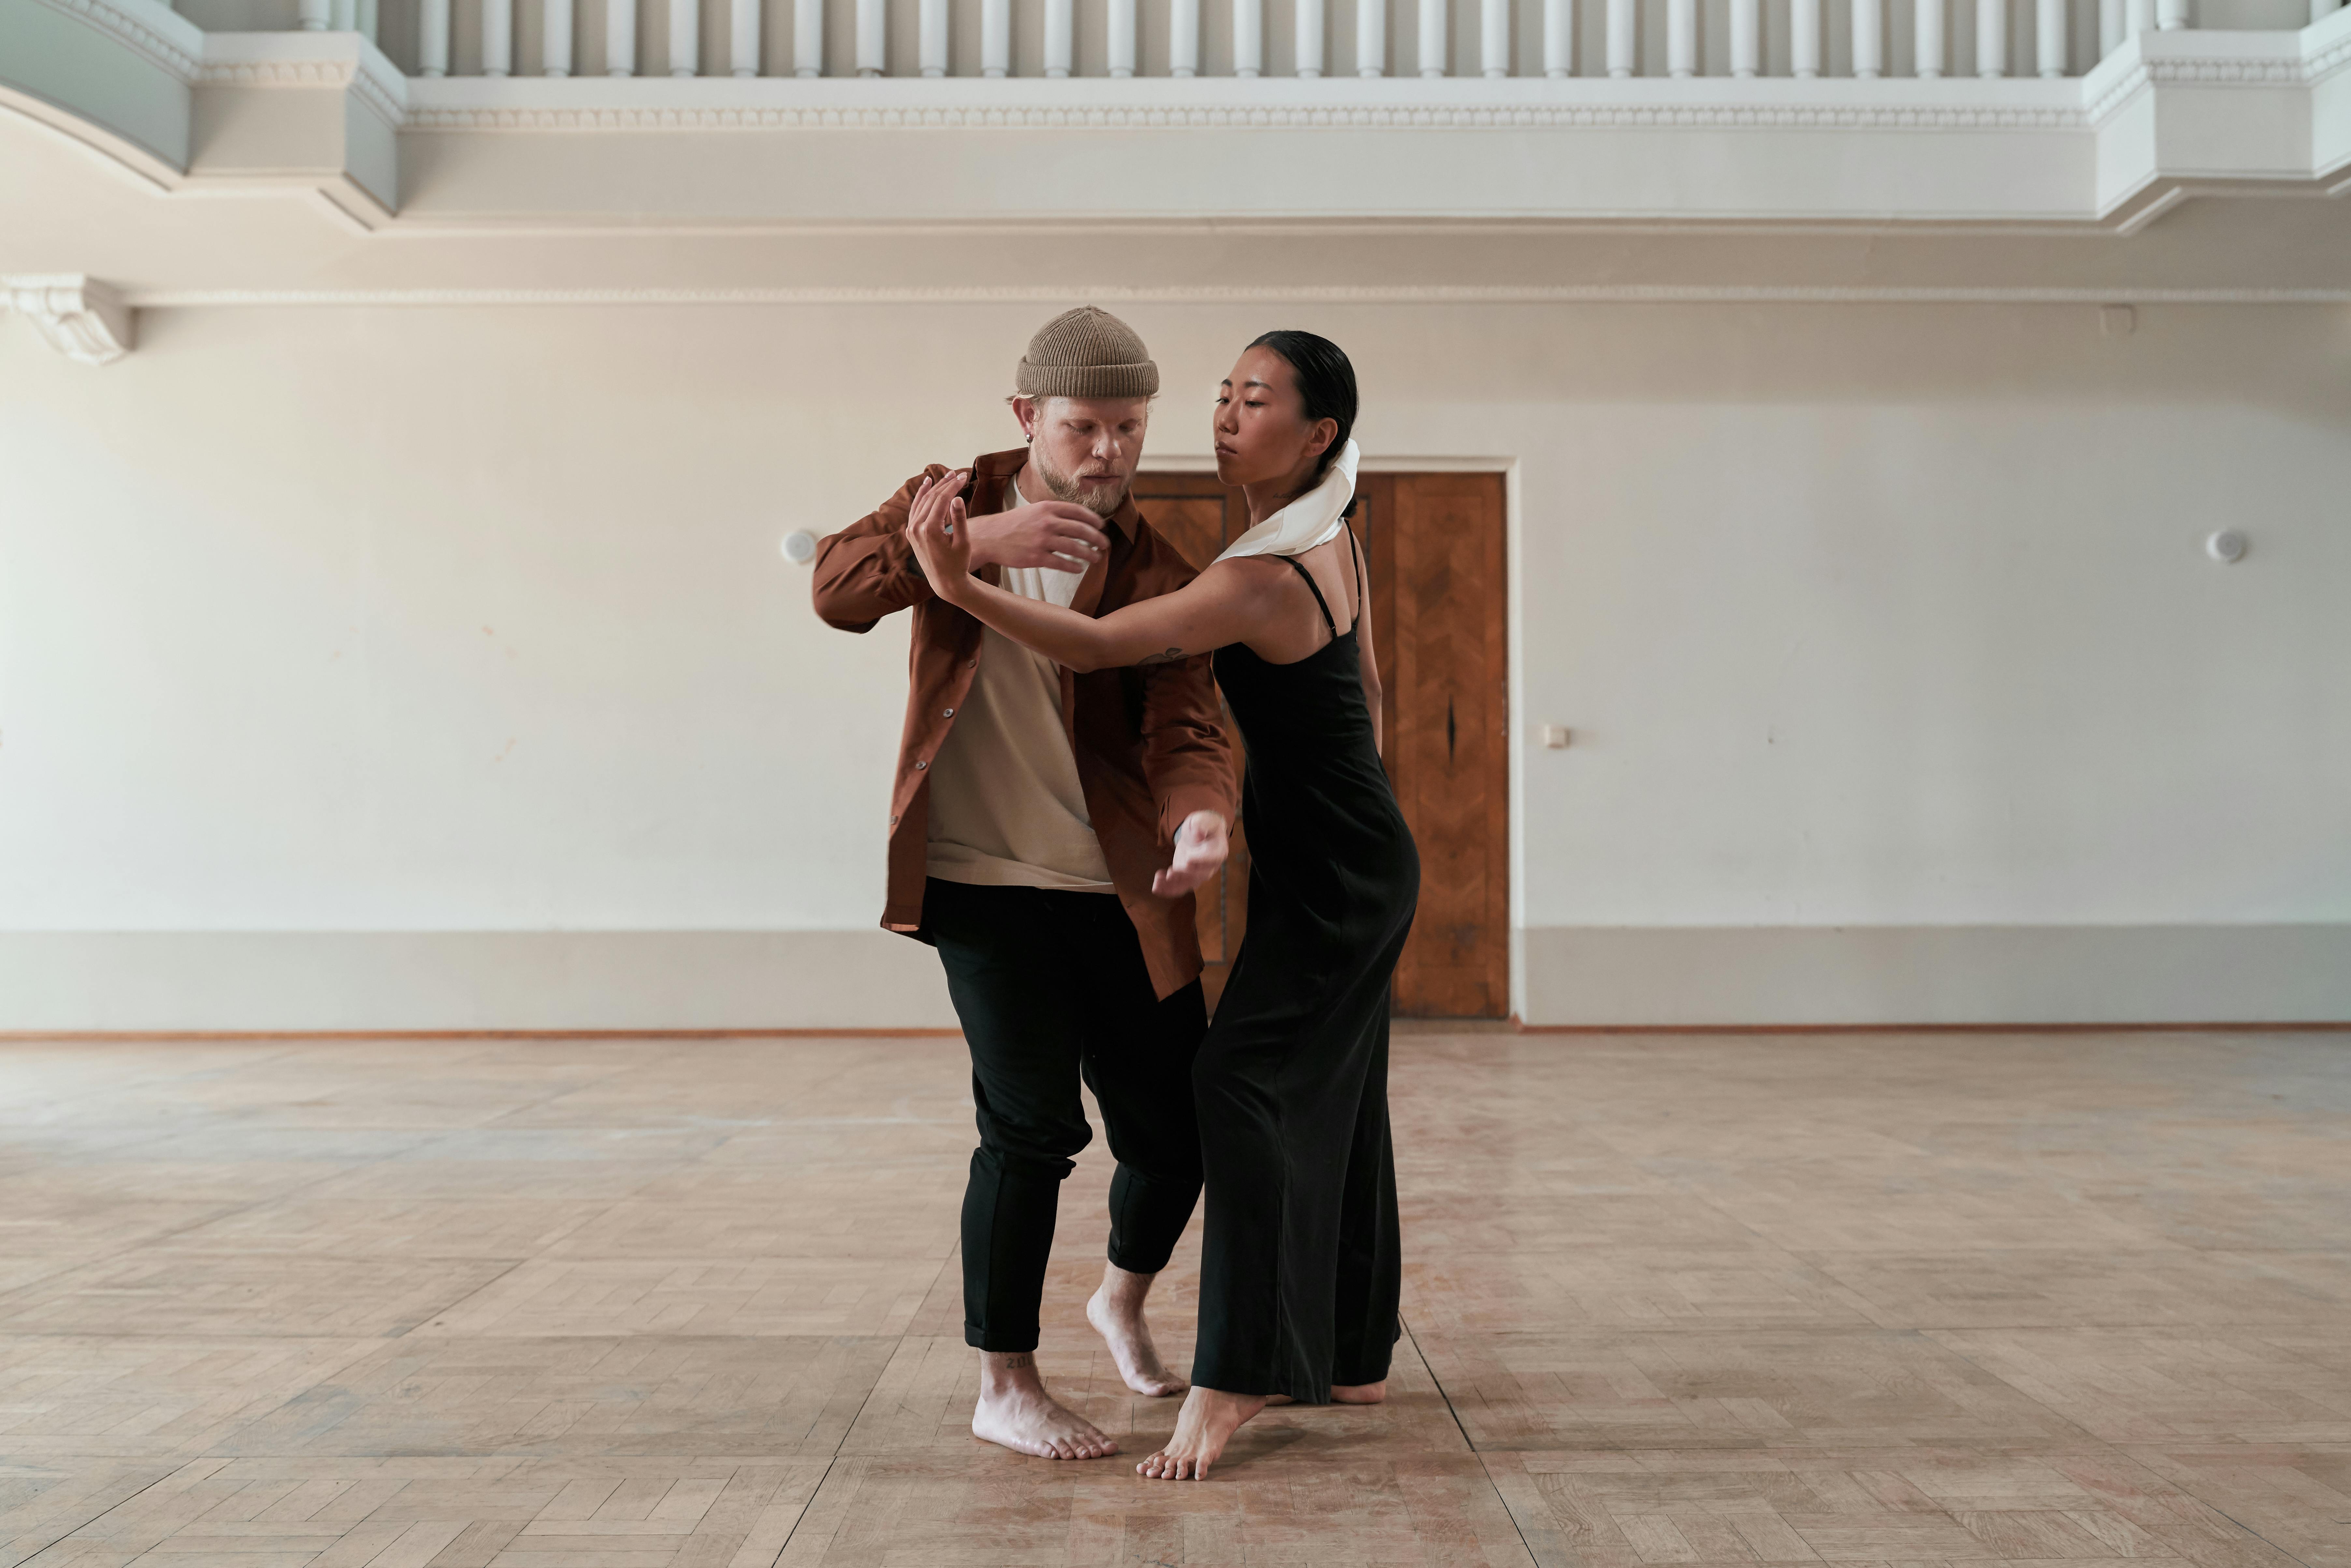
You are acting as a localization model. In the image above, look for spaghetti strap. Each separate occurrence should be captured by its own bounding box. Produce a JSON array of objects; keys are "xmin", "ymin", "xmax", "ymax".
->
[{"xmin": 1279, "ymin": 555, "xmax": 1340, "ymax": 641}]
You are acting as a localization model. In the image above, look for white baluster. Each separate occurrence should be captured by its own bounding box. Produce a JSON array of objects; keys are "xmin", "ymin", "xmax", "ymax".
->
[
  {"xmin": 1234, "ymin": 0, "xmax": 1261, "ymax": 74},
  {"xmin": 1418, "ymin": 0, "xmax": 1445, "ymax": 75},
  {"xmin": 2156, "ymin": 0, "xmax": 2186, "ymax": 26},
  {"xmin": 298, "ymin": 0, "xmax": 327, "ymax": 27},
  {"xmin": 2098, "ymin": 0, "xmax": 2118, "ymax": 52},
  {"xmin": 1543, "ymin": 0, "xmax": 1571, "ymax": 75},
  {"xmin": 1481, "ymin": 0, "xmax": 1508, "ymax": 74},
  {"xmin": 1109, "ymin": 0, "xmax": 1136, "ymax": 73},
  {"xmin": 1792, "ymin": 0, "xmax": 1819, "ymax": 74},
  {"xmin": 360, "ymin": 0, "xmax": 378, "ymax": 42},
  {"xmin": 606, "ymin": 0, "xmax": 635, "ymax": 74},
  {"xmin": 1730, "ymin": 0, "xmax": 1758, "ymax": 74},
  {"xmin": 1172, "ymin": 0, "xmax": 1199, "ymax": 75},
  {"xmin": 983, "ymin": 0, "xmax": 1010, "ymax": 73},
  {"xmin": 670, "ymin": 0, "xmax": 699, "ymax": 75},
  {"xmin": 2125, "ymin": 0, "xmax": 2152, "ymax": 38},
  {"xmin": 2316, "ymin": 0, "xmax": 2343, "ymax": 21},
  {"xmin": 796, "ymin": 0, "xmax": 823, "ymax": 73},
  {"xmin": 1357, "ymin": 0, "xmax": 1384, "ymax": 73},
  {"xmin": 1047, "ymin": 0, "xmax": 1074, "ymax": 73},
  {"xmin": 917, "ymin": 0, "xmax": 945, "ymax": 76},
  {"xmin": 1667, "ymin": 0, "xmax": 1694, "ymax": 75},
  {"xmin": 731, "ymin": 0, "xmax": 759, "ymax": 72},
  {"xmin": 1853, "ymin": 0, "xmax": 1882, "ymax": 74},
  {"xmin": 1915, "ymin": 0, "xmax": 1942, "ymax": 73},
  {"xmin": 419, "ymin": 0, "xmax": 450, "ymax": 72},
  {"xmin": 1296, "ymin": 0, "xmax": 1324, "ymax": 75},
  {"xmin": 1606, "ymin": 0, "xmax": 1633, "ymax": 75},
  {"xmin": 330, "ymin": 0, "xmax": 355, "ymax": 32},
  {"xmin": 857, "ymin": 0, "xmax": 884, "ymax": 72},
  {"xmin": 484, "ymin": 0, "xmax": 512, "ymax": 73},
  {"xmin": 2035, "ymin": 0, "xmax": 2062, "ymax": 73},
  {"xmin": 1977, "ymin": 0, "xmax": 2004, "ymax": 73},
  {"xmin": 545, "ymin": 0, "xmax": 573, "ymax": 71}
]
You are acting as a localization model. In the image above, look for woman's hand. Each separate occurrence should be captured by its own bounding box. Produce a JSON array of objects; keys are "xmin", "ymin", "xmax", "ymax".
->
[
  {"xmin": 1153, "ymin": 810, "xmax": 1231, "ymax": 897},
  {"xmin": 906, "ymin": 469, "xmax": 974, "ymax": 598}
]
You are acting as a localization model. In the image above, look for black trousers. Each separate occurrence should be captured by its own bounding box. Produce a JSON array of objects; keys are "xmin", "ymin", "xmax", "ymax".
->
[{"xmin": 922, "ymin": 877, "xmax": 1207, "ymax": 1353}]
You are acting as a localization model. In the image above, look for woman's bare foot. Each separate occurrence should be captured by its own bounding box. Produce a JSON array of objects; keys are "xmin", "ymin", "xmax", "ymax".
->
[
  {"xmin": 1086, "ymin": 1265, "xmax": 1185, "ymax": 1397},
  {"xmin": 1331, "ymin": 1380, "xmax": 1387, "ymax": 1404},
  {"xmin": 1135, "ymin": 1385, "xmax": 1267, "ymax": 1480},
  {"xmin": 971, "ymin": 1352, "xmax": 1118, "ymax": 1460}
]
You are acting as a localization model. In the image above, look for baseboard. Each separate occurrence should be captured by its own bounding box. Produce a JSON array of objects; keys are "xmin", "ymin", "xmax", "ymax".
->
[
  {"xmin": 1517, "ymin": 923, "xmax": 2351, "ymax": 1028},
  {"xmin": 0, "ymin": 930, "xmax": 960, "ymax": 1033},
  {"xmin": 9, "ymin": 924, "xmax": 2345, "ymax": 1035}
]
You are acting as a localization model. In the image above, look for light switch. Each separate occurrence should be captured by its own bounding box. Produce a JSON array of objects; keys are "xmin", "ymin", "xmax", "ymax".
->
[{"xmin": 1537, "ymin": 724, "xmax": 1570, "ymax": 749}]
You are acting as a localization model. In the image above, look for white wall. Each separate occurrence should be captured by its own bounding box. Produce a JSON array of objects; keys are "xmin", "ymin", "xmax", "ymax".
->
[{"xmin": 2, "ymin": 300, "xmax": 2346, "ymax": 1028}]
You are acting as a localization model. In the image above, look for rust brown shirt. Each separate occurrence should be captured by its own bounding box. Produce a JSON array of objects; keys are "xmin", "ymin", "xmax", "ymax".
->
[{"xmin": 811, "ymin": 448, "xmax": 1238, "ymax": 1000}]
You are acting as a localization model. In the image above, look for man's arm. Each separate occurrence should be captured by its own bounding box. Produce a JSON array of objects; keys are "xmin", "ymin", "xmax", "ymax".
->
[
  {"xmin": 813, "ymin": 467, "xmax": 1115, "ymax": 634},
  {"xmin": 810, "ymin": 468, "xmax": 940, "ymax": 634},
  {"xmin": 1138, "ymin": 648, "xmax": 1239, "ymax": 852}
]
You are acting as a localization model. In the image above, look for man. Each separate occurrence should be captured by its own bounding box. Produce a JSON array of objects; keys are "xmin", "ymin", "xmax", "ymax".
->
[{"xmin": 812, "ymin": 307, "xmax": 1236, "ymax": 1461}]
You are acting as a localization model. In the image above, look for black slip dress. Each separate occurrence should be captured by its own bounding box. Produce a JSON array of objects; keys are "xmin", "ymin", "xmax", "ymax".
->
[{"xmin": 1190, "ymin": 529, "xmax": 1421, "ymax": 1403}]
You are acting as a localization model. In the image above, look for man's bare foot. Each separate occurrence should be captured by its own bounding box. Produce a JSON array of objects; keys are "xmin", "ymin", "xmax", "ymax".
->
[
  {"xmin": 1086, "ymin": 1265, "xmax": 1186, "ymax": 1397},
  {"xmin": 971, "ymin": 1352, "xmax": 1118, "ymax": 1460},
  {"xmin": 1331, "ymin": 1380, "xmax": 1387, "ymax": 1404},
  {"xmin": 1135, "ymin": 1386, "xmax": 1267, "ymax": 1480}
]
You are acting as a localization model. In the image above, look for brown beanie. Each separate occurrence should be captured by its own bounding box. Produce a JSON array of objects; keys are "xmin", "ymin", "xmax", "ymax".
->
[{"xmin": 1016, "ymin": 306, "xmax": 1160, "ymax": 400}]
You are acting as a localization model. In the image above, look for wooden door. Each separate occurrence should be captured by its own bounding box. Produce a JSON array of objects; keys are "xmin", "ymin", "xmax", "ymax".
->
[
  {"xmin": 1132, "ymin": 470, "xmax": 1508, "ymax": 1018},
  {"xmin": 1361, "ymin": 473, "xmax": 1510, "ymax": 1018}
]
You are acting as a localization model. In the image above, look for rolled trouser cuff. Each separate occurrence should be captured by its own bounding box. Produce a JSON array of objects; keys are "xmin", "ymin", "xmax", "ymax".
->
[{"xmin": 965, "ymin": 1323, "xmax": 1042, "ymax": 1353}]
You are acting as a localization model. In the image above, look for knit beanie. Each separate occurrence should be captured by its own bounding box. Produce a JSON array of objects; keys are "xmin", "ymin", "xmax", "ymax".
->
[{"xmin": 1016, "ymin": 306, "xmax": 1160, "ymax": 400}]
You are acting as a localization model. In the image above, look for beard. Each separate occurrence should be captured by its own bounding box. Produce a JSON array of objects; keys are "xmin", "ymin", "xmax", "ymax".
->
[{"xmin": 1032, "ymin": 444, "xmax": 1129, "ymax": 519}]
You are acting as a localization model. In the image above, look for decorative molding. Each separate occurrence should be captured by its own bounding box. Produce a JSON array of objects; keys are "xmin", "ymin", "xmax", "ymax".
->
[
  {"xmin": 2082, "ymin": 66, "xmax": 2152, "ymax": 124},
  {"xmin": 31, "ymin": 0, "xmax": 203, "ymax": 82},
  {"xmin": 2083, "ymin": 51, "xmax": 2316, "ymax": 123},
  {"xmin": 123, "ymin": 283, "xmax": 2351, "ymax": 306},
  {"xmin": 2143, "ymin": 57, "xmax": 2305, "ymax": 85},
  {"xmin": 197, "ymin": 38, "xmax": 409, "ymax": 129},
  {"xmin": 3, "ymin": 275, "xmax": 134, "ymax": 364}
]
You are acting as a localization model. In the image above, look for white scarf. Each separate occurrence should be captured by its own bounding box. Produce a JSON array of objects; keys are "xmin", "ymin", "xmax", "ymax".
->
[{"xmin": 1212, "ymin": 441, "xmax": 1360, "ymax": 563}]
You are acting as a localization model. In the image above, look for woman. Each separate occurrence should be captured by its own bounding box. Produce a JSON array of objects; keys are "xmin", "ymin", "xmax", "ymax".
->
[{"xmin": 904, "ymin": 331, "xmax": 1418, "ymax": 1481}]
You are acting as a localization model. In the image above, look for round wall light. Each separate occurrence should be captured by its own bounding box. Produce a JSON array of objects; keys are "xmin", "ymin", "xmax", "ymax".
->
[
  {"xmin": 2206, "ymin": 529, "xmax": 2248, "ymax": 564},
  {"xmin": 782, "ymin": 530, "xmax": 818, "ymax": 565}
]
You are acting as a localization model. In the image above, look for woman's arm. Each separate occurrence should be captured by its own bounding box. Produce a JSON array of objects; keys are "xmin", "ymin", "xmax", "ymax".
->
[{"xmin": 906, "ymin": 471, "xmax": 1270, "ymax": 674}]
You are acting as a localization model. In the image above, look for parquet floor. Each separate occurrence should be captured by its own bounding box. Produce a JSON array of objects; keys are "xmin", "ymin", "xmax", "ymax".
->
[{"xmin": 0, "ymin": 1028, "xmax": 2344, "ymax": 1567}]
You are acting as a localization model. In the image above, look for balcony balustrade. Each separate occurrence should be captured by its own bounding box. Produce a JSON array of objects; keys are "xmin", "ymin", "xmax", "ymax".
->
[{"xmin": 342, "ymin": 0, "xmax": 2325, "ymax": 82}]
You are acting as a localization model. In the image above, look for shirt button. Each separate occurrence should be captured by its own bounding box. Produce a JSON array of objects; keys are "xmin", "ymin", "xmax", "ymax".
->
[
  {"xmin": 913, "ymin": 760, "xmax": 927, "ymax": 770},
  {"xmin": 965, "ymin": 659, "xmax": 977, "ymax": 669},
  {"xmin": 942, "ymin": 707, "xmax": 955, "ymax": 718},
  {"xmin": 889, "ymin": 814, "xmax": 900, "ymax": 826}
]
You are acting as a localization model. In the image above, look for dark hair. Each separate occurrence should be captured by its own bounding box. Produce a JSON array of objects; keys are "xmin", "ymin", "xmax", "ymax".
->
[{"xmin": 1248, "ymin": 330, "xmax": 1358, "ymax": 503}]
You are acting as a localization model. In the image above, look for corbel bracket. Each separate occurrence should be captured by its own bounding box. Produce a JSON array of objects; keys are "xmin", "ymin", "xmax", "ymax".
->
[{"xmin": 3, "ymin": 276, "xmax": 135, "ymax": 365}]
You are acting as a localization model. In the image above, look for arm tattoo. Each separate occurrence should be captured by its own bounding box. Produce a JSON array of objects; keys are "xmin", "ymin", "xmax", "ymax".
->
[{"xmin": 1137, "ymin": 647, "xmax": 1187, "ymax": 666}]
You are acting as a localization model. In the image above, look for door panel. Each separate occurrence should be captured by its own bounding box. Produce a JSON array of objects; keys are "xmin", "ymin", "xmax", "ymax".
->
[
  {"xmin": 1385, "ymin": 474, "xmax": 1509, "ymax": 1018},
  {"xmin": 1131, "ymin": 469, "xmax": 1507, "ymax": 1018}
]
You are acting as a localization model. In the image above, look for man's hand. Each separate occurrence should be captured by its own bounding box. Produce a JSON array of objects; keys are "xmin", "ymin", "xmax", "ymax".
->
[
  {"xmin": 1152, "ymin": 811, "xmax": 1231, "ymax": 898},
  {"xmin": 964, "ymin": 498, "xmax": 1112, "ymax": 573}
]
